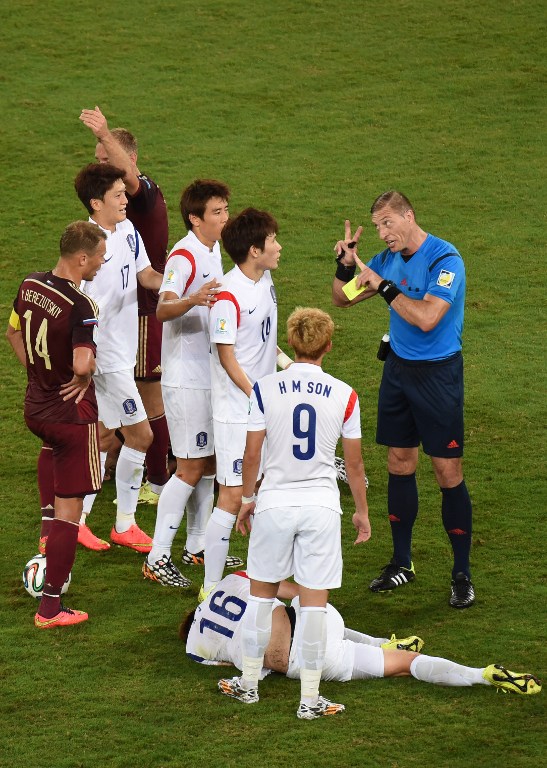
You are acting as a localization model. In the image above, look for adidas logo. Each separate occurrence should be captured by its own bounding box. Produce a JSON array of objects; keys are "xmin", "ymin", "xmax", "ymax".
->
[
  {"xmin": 390, "ymin": 572, "xmax": 412, "ymax": 587},
  {"xmin": 447, "ymin": 439, "xmax": 460, "ymax": 449},
  {"xmin": 152, "ymin": 365, "xmax": 162, "ymax": 374}
]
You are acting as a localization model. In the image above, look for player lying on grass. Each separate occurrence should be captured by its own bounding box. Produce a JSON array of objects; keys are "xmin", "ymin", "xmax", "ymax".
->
[{"xmin": 180, "ymin": 573, "xmax": 541, "ymax": 701}]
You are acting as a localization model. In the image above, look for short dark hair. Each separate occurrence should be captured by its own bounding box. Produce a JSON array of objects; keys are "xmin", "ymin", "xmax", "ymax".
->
[
  {"xmin": 370, "ymin": 190, "xmax": 415, "ymax": 217},
  {"xmin": 179, "ymin": 610, "xmax": 196, "ymax": 642},
  {"xmin": 74, "ymin": 163, "xmax": 126, "ymax": 214},
  {"xmin": 60, "ymin": 221, "xmax": 107, "ymax": 257},
  {"xmin": 221, "ymin": 208, "xmax": 278, "ymax": 265},
  {"xmin": 179, "ymin": 179, "xmax": 230, "ymax": 230}
]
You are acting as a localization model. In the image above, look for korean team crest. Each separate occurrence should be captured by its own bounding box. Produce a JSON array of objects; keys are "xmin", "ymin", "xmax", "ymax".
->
[
  {"xmin": 123, "ymin": 398, "xmax": 138, "ymax": 416},
  {"xmin": 216, "ymin": 318, "xmax": 228, "ymax": 334},
  {"xmin": 126, "ymin": 233, "xmax": 136, "ymax": 253},
  {"xmin": 270, "ymin": 285, "xmax": 277, "ymax": 304},
  {"xmin": 196, "ymin": 431, "xmax": 208, "ymax": 449},
  {"xmin": 437, "ymin": 269, "xmax": 455, "ymax": 288},
  {"xmin": 232, "ymin": 459, "xmax": 243, "ymax": 475}
]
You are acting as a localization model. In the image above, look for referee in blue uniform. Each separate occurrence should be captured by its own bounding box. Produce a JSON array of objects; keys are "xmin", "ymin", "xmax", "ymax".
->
[{"xmin": 332, "ymin": 190, "xmax": 474, "ymax": 608}]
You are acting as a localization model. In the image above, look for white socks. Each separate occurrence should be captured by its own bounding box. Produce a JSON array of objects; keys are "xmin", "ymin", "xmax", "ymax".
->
[
  {"xmin": 148, "ymin": 474, "xmax": 194, "ymax": 563},
  {"xmin": 80, "ymin": 451, "xmax": 107, "ymax": 522},
  {"xmin": 115, "ymin": 445, "xmax": 146, "ymax": 532},
  {"xmin": 343, "ymin": 628, "xmax": 388, "ymax": 647},
  {"xmin": 298, "ymin": 607, "xmax": 327, "ymax": 705},
  {"xmin": 204, "ymin": 507, "xmax": 236, "ymax": 589},
  {"xmin": 240, "ymin": 595, "xmax": 275, "ymax": 690},
  {"xmin": 185, "ymin": 475, "xmax": 214, "ymax": 554},
  {"xmin": 410, "ymin": 655, "xmax": 487, "ymax": 687}
]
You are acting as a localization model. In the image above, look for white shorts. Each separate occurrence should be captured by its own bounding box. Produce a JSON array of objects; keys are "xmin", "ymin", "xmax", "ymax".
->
[
  {"xmin": 94, "ymin": 369, "xmax": 147, "ymax": 429},
  {"xmin": 214, "ymin": 421, "xmax": 246, "ymax": 486},
  {"xmin": 162, "ymin": 386, "xmax": 214, "ymax": 458},
  {"xmin": 247, "ymin": 505, "xmax": 342, "ymax": 590},
  {"xmin": 286, "ymin": 599, "xmax": 384, "ymax": 682}
]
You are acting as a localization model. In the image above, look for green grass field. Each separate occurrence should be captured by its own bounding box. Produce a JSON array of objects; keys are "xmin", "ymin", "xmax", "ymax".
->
[{"xmin": 1, "ymin": 1, "xmax": 545, "ymax": 766}]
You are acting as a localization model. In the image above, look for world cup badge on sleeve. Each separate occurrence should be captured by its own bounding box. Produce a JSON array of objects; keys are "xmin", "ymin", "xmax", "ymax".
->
[{"xmin": 437, "ymin": 269, "xmax": 455, "ymax": 288}]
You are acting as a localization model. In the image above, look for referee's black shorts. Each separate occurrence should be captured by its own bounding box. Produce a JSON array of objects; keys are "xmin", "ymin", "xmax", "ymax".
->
[{"xmin": 376, "ymin": 351, "xmax": 464, "ymax": 458}]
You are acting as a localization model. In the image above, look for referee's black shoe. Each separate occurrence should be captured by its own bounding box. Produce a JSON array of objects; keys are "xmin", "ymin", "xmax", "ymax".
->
[
  {"xmin": 449, "ymin": 572, "xmax": 475, "ymax": 608},
  {"xmin": 369, "ymin": 560, "xmax": 415, "ymax": 592}
]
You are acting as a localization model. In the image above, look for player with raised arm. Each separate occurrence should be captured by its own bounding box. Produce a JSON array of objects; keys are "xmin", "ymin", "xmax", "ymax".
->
[
  {"xmin": 183, "ymin": 572, "xmax": 541, "ymax": 697},
  {"xmin": 218, "ymin": 307, "xmax": 371, "ymax": 719},
  {"xmin": 6, "ymin": 221, "xmax": 106, "ymax": 627},
  {"xmin": 202, "ymin": 208, "xmax": 282, "ymax": 601},
  {"xmin": 142, "ymin": 180, "xmax": 234, "ymax": 588},
  {"xmin": 79, "ymin": 106, "xmax": 170, "ymax": 541},
  {"xmin": 74, "ymin": 163, "xmax": 163, "ymax": 552}
]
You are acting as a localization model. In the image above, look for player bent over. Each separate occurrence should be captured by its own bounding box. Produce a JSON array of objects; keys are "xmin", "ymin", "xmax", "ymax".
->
[
  {"xmin": 183, "ymin": 573, "xmax": 542, "ymax": 697},
  {"xmin": 218, "ymin": 308, "xmax": 371, "ymax": 719},
  {"xmin": 7, "ymin": 221, "xmax": 106, "ymax": 627}
]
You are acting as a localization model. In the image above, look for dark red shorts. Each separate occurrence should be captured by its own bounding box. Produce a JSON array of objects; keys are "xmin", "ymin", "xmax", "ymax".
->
[
  {"xmin": 25, "ymin": 417, "xmax": 101, "ymax": 498},
  {"xmin": 135, "ymin": 313, "xmax": 162, "ymax": 380}
]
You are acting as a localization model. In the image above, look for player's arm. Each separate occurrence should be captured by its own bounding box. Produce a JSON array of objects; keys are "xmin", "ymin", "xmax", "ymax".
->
[
  {"xmin": 353, "ymin": 255, "xmax": 451, "ymax": 332},
  {"xmin": 236, "ymin": 428, "xmax": 265, "ymax": 536},
  {"xmin": 342, "ymin": 436, "xmax": 371, "ymax": 544},
  {"xmin": 79, "ymin": 106, "xmax": 140, "ymax": 195},
  {"xmin": 6, "ymin": 311, "xmax": 26, "ymax": 367},
  {"xmin": 137, "ymin": 265, "xmax": 163, "ymax": 292},
  {"xmin": 276, "ymin": 346, "xmax": 293, "ymax": 369},
  {"xmin": 156, "ymin": 279, "xmax": 221, "ymax": 322},
  {"xmin": 217, "ymin": 344, "xmax": 253, "ymax": 397},
  {"xmin": 60, "ymin": 346, "xmax": 96, "ymax": 404}
]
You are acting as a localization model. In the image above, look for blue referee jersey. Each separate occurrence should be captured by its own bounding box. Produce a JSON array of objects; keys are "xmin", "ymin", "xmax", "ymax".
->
[{"xmin": 368, "ymin": 234, "xmax": 465, "ymax": 361}]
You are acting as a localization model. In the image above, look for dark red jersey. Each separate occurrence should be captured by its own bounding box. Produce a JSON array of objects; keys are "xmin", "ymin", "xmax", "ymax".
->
[
  {"xmin": 14, "ymin": 271, "xmax": 99, "ymax": 423},
  {"xmin": 127, "ymin": 173, "xmax": 169, "ymax": 316}
]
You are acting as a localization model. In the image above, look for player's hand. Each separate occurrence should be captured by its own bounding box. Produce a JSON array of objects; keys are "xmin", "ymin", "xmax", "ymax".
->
[
  {"xmin": 333, "ymin": 220, "xmax": 363, "ymax": 265},
  {"xmin": 79, "ymin": 106, "xmax": 109, "ymax": 139},
  {"xmin": 352, "ymin": 510, "xmax": 371, "ymax": 544},
  {"xmin": 191, "ymin": 278, "xmax": 221, "ymax": 308},
  {"xmin": 236, "ymin": 503, "xmax": 255, "ymax": 536},
  {"xmin": 60, "ymin": 374, "xmax": 92, "ymax": 404},
  {"xmin": 354, "ymin": 255, "xmax": 381, "ymax": 291}
]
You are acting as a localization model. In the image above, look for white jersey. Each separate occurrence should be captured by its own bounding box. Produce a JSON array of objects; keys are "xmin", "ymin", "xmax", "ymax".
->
[
  {"xmin": 209, "ymin": 266, "xmax": 277, "ymax": 423},
  {"xmin": 186, "ymin": 573, "xmax": 283, "ymax": 672},
  {"xmin": 248, "ymin": 363, "xmax": 361, "ymax": 512},
  {"xmin": 81, "ymin": 218, "xmax": 150, "ymax": 374},
  {"xmin": 186, "ymin": 574, "xmax": 379, "ymax": 683},
  {"xmin": 160, "ymin": 231, "xmax": 223, "ymax": 389}
]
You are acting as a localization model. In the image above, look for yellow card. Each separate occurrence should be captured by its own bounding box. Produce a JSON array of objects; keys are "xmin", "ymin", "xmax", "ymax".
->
[{"xmin": 342, "ymin": 276, "xmax": 366, "ymax": 301}]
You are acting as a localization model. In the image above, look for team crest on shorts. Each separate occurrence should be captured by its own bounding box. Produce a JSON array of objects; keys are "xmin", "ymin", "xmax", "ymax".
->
[
  {"xmin": 196, "ymin": 431, "xmax": 208, "ymax": 449},
  {"xmin": 126, "ymin": 234, "xmax": 136, "ymax": 253},
  {"xmin": 232, "ymin": 459, "xmax": 243, "ymax": 475},
  {"xmin": 270, "ymin": 285, "xmax": 277, "ymax": 304},
  {"xmin": 437, "ymin": 269, "xmax": 455, "ymax": 288},
  {"xmin": 123, "ymin": 398, "xmax": 138, "ymax": 416},
  {"xmin": 216, "ymin": 318, "xmax": 228, "ymax": 334}
]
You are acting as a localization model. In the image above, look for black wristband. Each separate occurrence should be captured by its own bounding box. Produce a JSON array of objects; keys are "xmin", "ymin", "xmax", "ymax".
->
[
  {"xmin": 377, "ymin": 280, "xmax": 402, "ymax": 305},
  {"xmin": 335, "ymin": 261, "xmax": 356, "ymax": 282}
]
